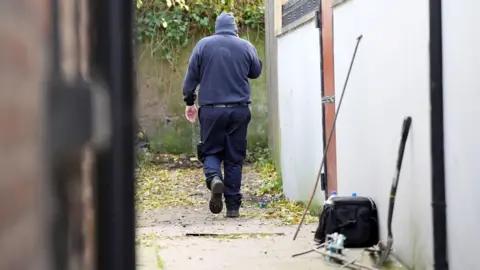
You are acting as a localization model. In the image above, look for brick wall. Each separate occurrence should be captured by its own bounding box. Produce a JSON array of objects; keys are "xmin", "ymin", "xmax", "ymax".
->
[
  {"xmin": 0, "ymin": 1, "xmax": 51, "ymax": 269},
  {"xmin": 0, "ymin": 0, "xmax": 96, "ymax": 269}
]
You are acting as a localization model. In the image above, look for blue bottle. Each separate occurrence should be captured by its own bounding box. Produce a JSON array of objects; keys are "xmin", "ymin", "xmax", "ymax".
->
[{"xmin": 352, "ymin": 192, "xmax": 357, "ymax": 197}]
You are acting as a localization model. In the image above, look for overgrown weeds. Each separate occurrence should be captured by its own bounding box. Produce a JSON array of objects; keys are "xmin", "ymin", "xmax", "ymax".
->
[
  {"xmin": 246, "ymin": 147, "xmax": 282, "ymax": 196},
  {"xmin": 135, "ymin": 0, "xmax": 265, "ymax": 64},
  {"xmin": 135, "ymin": 147, "xmax": 319, "ymax": 225}
]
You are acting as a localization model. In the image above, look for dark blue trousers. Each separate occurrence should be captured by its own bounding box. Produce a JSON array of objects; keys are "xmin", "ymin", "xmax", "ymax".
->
[{"xmin": 197, "ymin": 106, "xmax": 251, "ymax": 211}]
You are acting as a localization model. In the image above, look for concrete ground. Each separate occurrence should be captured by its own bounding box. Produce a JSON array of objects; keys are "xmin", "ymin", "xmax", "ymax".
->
[
  {"xmin": 135, "ymin": 159, "xmax": 393, "ymax": 270},
  {"xmin": 135, "ymin": 210, "xmax": 373, "ymax": 270}
]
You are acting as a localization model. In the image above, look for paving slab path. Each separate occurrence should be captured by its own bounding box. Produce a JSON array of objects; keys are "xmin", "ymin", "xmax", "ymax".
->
[{"xmin": 134, "ymin": 157, "xmax": 375, "ymax": 270}]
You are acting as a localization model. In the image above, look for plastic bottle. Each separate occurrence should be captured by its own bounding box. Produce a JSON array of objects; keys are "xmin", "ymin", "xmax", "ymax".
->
[
  {"xmin": 325, "ymin": 191, "xmax": 337, "ymax": 204},
  {"xmin": 352, "ymin": 192, "xmax": 357, "ymax": 197}
]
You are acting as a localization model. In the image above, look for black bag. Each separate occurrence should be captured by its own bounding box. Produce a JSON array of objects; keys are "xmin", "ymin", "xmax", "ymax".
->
[{"xmin": 314, "ymin": 196, "xmax": 379, "ymax": 248}]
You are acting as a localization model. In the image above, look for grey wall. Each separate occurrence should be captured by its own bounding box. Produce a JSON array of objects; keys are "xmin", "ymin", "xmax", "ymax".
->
[
  {"xmin": 277, "ymin": 18, "xmax": 326, "ymax": 203},
  {"xmin": 270, "ymin": 0, "xmax": 480, "ymax": 268},
  {"xmin": 333, "ymin": 1, "xmax": 433, "ymax": 268},
  {"xmin": 443, "ymin": 1, "xmax": 480, "ymax": 269}
]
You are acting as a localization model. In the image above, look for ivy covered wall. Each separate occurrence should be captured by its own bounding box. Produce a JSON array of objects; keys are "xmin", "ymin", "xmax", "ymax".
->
[{"xmin": 135, "ymin": 0, "xmax": 268, "ymax": 154}]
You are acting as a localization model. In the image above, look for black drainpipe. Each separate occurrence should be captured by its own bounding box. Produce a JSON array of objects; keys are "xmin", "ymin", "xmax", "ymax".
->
[
  {"xmin": 429, "ymin": 0, "xmax": 448, "ymax": 269},
  {"xmin": 90, "ymin": 0, "xmax": 136, "ymax": 269},
  {"xmin": 316, "ymin": 6, "xmax": 329, "ymax": 199}
]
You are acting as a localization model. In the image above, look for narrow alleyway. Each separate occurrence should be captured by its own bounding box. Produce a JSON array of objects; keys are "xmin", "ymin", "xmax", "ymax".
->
[
  {"xmin": 134, "ymin": 155, "xmax": 383, "ymax": 270},
  {"xmin": 133, "ymin": 155, "xmax": 330, "ymax": 270}
]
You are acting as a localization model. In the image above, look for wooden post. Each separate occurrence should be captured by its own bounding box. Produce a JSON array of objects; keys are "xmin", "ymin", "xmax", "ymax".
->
[
  {"xmin": 274, "ymin": 0, "xmax": 285, "ymax": 33},
  {"xmin": 321, "ymin": 0, "xmax": 338, "ymax": 194},
  {"xmin": 266, "ymin": 0, "xmax": 283, "ymax": 167},
  {"xmin": 57, "ymin": 0, "xmax": 97, "ymax": 268}
]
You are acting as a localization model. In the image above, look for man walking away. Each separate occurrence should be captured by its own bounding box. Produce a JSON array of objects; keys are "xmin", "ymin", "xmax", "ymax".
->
[{"xmin": 182, "ymin": 12, "xmax": 262, "ymax": 218}]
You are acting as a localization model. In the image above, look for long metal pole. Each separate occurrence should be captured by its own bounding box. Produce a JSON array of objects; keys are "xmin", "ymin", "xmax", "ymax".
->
[
  {"xmin": 293, "ymin": 34, "xmax": 363, "ymax": 241},
  {"xmin": 429, "ymin": 0, "xmax": 448, "ymax": 268}
]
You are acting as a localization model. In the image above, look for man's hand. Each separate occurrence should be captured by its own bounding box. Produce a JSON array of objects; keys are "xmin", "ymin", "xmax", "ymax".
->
[{"xmin": 185, "ymin": 105, "xmax": 198, "ymax": 123}]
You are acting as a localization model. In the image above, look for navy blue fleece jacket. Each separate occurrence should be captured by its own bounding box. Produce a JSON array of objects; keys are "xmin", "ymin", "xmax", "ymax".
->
[{"xmin": 182, "ymin": 12, "xmax": 263, "ymax": 106}]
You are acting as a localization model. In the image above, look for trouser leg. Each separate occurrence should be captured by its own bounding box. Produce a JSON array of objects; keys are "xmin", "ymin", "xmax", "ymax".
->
[
  {"xmin": 197, "ymin": 107, "xmax": 227, "ymax": 189},
  {"xmin": 203, "ymin": 155, "xmax": 222, "ymax": 189},
  {"xmin": 223, "ymin": 107, "xmax": 251, "ymax": 210},
  {"xmin": 223, "ymin": 160, "xmax": 243, "ymax": 210}
]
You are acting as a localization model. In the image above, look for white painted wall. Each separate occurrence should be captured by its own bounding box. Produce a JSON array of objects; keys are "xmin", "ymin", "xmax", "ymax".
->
[
  {"xmin": 443, "ymin": 1, "xmax": 480, "ymax": 269},
  {"xmin": 277, "ymin": 19, "xmax": 325, "ymax": 203},
  {"xmin": 333, "ymin": 1, "xmax": 433, "ymax": 268}
]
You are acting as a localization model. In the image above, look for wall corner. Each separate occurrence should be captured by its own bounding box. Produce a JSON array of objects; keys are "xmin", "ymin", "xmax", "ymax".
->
[{"xmin": 265, "ymin": 0, "xmax": 282, "ymax": 169}]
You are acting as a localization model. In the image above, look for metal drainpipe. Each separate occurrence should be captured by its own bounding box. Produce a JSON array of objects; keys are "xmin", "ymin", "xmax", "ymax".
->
[
  {"xmin": 90, "ymin": 0, "xmax": 136, "ymax": 269},
  {"xmin": 429, "ymin": 0, "xmax": 449, "ymax": 269}
]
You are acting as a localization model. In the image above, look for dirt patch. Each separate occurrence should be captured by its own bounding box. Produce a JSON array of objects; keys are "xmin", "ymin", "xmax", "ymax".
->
[{"xmin": 135, "ymin": 156, "xmax": 318, "ymax": 226}]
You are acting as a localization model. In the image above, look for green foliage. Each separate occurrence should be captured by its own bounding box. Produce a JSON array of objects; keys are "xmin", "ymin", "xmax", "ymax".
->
[
  {"xmin": 295, "ymin": 200, "xmax": 323, "ymax": 217},
  {"xmin": 247, "ymin": 148, "xmax": 283, "ymax": 196},
  {"xmin": 149, "ymin": 118, "xmax": 198, "ymax": 154},
  {"xmin": 135, "ymin": 0, "xmax": 265, "ymax": 64},
  {"xmin": 136, "ymin": 147, "xmax": 154, "ymax": 167}
]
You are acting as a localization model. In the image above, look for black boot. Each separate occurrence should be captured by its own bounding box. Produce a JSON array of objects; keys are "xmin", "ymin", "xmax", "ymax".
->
[
  {"xmin": 226, "ymin": 209, "xmax": 240, "ymax": 218},
  {"xmin": 225, "ymin": 195, "xmax": 242, "ymax": 218},
  {"xmin": 209, "ymin": 177, "xmax": 224, "ymax": 214}
]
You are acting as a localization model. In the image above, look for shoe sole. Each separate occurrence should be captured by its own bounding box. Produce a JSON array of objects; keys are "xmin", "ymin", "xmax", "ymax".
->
[
  {"xmin": 209, "ymin": 180, "xmax": 224, "ymax": 214},
  {"xmin": 226, "ymin": 213, "xmax": 240, "ymax": 218}
]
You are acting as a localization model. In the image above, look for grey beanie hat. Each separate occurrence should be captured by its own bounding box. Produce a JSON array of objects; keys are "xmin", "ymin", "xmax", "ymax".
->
[{"xmin": 215, "ymin": 12, "xmax": 238, "ymax": 34}]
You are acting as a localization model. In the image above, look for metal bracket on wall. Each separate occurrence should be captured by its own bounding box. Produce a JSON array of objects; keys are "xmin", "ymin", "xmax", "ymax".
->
[
  {"xmin": 315, "ymin": 10, "xmax": 321, "ymax": 29},
  {"xmin": 47, "ymin": 79, "xmax": 111, "ymax": 155},
  {"xmin": 47, "ymin": 79, "xmax": 92, "ymax": 155},
  {"xmin": 322, "ymin": 96, "xmax": 335, "ymax": 104}
]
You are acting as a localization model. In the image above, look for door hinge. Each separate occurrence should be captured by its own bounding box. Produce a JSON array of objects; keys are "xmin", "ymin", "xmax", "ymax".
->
[{"xmin": 322, "ymin": 96, "xmax": 335, "ymax": 104}]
